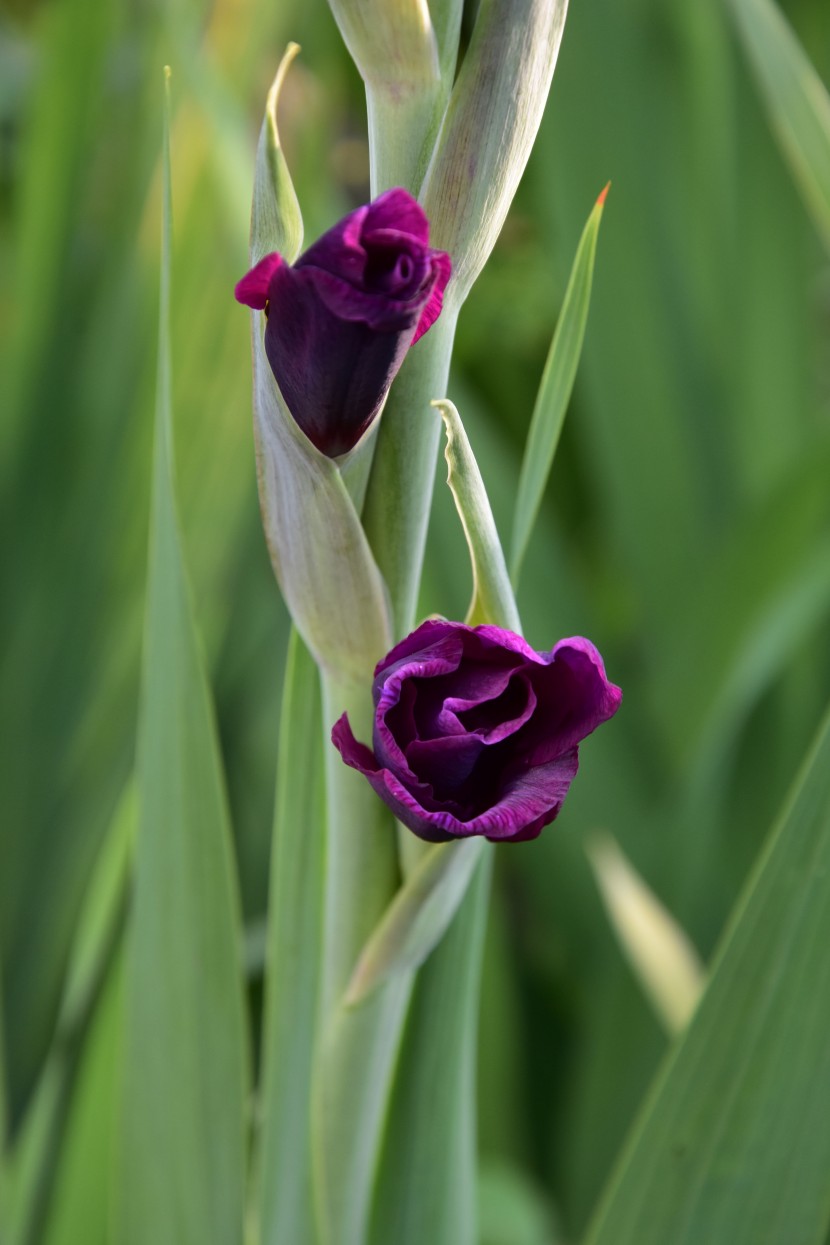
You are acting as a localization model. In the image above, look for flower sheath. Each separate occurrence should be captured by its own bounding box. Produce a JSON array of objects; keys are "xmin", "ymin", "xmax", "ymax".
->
[
  {"xmin": 236, "ymin": 187, "xmax": 451, "ymax": 457},
  {"xmin": 332, "ymin": 620, "xmax": 622, "ymax": 843}
]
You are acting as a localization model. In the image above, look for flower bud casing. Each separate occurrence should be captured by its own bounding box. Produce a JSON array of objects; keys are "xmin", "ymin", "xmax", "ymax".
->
[
  {"xmin": 245, "ymin": 49, "xmax": 392, "ymax": 681},
  {"xmin": 422, "ymin": 0, "xmax": 568, "ymax": 307}
]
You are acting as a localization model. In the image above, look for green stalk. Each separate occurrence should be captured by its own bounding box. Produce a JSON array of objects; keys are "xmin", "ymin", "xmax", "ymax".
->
[
  {"xmin": 314, "ymin": 673, "xmax": 407, "ymax": 1245},
  {"xmin": 361, "ymin": 307, "xmax": 458, "ymax": 641},
  {"xmin": 366, "ymin": 86, "xmax": 444, "ymax": 197},
  {"xmin": 319, "ymin": 674, "xmax": 400, "ymax": 1016}
]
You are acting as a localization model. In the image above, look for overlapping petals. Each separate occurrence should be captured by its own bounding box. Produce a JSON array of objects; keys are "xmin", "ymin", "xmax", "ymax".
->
[
  {"xmin": 235, "ymin": 188, "xmax": 451, "ymax": 456},
  {"xmin": 332, "ymin": 620, "xmax": 622, "ymax": 843}
]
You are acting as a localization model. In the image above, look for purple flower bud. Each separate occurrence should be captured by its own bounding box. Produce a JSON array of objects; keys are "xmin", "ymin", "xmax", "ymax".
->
[
  {"xmin": 235, "ymin": 188, "xmax": 452, "ymax": 457},
  {"xmin": 332, "ymin": 620, "xmax": 622, "ymax": 843}
]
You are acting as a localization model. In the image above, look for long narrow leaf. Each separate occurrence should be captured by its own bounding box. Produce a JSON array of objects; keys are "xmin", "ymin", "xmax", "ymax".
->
[
  {"xmin": 585, "ymin": 701, "xmax": 830, "ymax": 1245},
  {"xmin": 728, "ymin": 0, "xmax": 830, "ymax": 253},
  {"xmin": 257, "ymin": 631, "xmax": 324, "ymax": 1245},
  {"xmin": 115, "ymin": 72, "xmax": 248, "ymax": 1245},
  {"xmin": 370, "ymin": 851, "xmax": 492, "ymax": 1245},
  {"xmin": 510, "ymin": 187, "xmax": 607, "ymax": 583}
]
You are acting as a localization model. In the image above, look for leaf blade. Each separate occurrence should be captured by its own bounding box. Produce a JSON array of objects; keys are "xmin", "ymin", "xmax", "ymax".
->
[
  {"xmin": 510, "ymin": 188, "xmax": 607, "ymax": 583},
  {"xmin": 257, "ymin": 631, "xmax": 324, "ymax": 1245},
  {"xmin": 114, "ymin": 72, "xmax": 249, "ymax": 1245},
  {"xmin": 728, "ymin": 0, "xmax": 830, "ymax": 253},
  {"xmin": 585, "ymin": 702, "xmax": 830, "ymax": 1245}
]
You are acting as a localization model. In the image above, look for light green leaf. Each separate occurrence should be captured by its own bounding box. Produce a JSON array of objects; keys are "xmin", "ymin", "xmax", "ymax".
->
[
  {"xmin": 728, "ymin": 0, "xmax": 830, "ymax": 253},
  {"xmin": 510, "ymin": 188, "xmax": 607, "ymax": 584},
  {"xmin": 257, "ymin": 631, "xmax": 324, "ymax": 1245},
  {"xmin": 249, "ymin": 50, "xmax": 392, "ymax": 682},
  {"xmin": 40, "ymin": 955, "xmax": 124, "ymax": 1245},
  {"xmin": 422, "ymin": 0, "xmax": 568, "ymax": 307},
  {"xmin": 587, "ymin": 833, "xmax": 705, "ymax": 1036},
  {"xmin": 344, "ymin": 837, "xmax": 486, "ymax": 1006},
  {"xmin": 314, "ymin": 978, "xmax": 411, "ymax": 1245},
  {"xmin": 2, "ymin": 786, "xmax": 132, "ymax": 1245},
  {"xmin": 585, "ymin": 700, "xmax": 830, "ymax": 1245},
  {"xmin": 436, "ymin": 398, "xmax": 520, "ymax": 632},
  {"xmin": 370, "ymin": 850, "xmax": 492, "ymax": 1245},
  {"xmin": 312, "ymin": 673, "xmax": 403, "ymax": 1245},
  {"xmin": 478, "ymin": 1158, "xmax": 563, "ymax": 1245},
  {"xmin": 115, "ymin": 72, "xmax": 248, "ymax": 1245}
]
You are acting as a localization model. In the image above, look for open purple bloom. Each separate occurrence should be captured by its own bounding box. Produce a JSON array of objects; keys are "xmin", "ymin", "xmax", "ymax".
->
[
  {"xmin": 235, "ymin": 188, "xmax": 452, "ymax": 457},
  {"xmin": 332, "ymin": 620, "xmax": 622, "ymax": 843}
]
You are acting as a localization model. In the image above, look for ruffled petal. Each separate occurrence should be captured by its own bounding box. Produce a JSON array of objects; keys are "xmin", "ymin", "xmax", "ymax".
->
[
  {"xmin": 520, "ymin": 639, "xmax": 622, "ymax": 763},
  {"xmin": 234, "ymin": 252, "xmax": 284, "ymax": 309},
  {"xmin": 412, "ymin": 249, "xmax": 452, "ymax": 343},
  {"xmin": 363, "ymin": 187, "xmax": 430, "ymax": 244},
  {"xmin": 296, "ymin": 203, "xmax": 368, "ymax": 285}
]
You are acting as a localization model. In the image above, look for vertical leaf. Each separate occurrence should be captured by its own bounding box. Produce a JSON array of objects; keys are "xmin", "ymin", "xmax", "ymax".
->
[
  {"xmin": 257, "ymin": 631, "xmax": 324, "ymax": 1245},
  {"xmin": 510, "ymin": 188, "xmax": 608, "ymax": 584},
  {"xmin": 728, "ymin": 0, "xmax": 830, "ymax": 253},
  {"xmin": 585, "ymin": 702, "xmax": 830, "ymax": 1245},
  {"xmin": 370, "ymin": 851, "xmax": 492, "ymax": 1245},
  {"xmin": 115, "ymin": 72, "xmax": 249, "ymax": 1245}
]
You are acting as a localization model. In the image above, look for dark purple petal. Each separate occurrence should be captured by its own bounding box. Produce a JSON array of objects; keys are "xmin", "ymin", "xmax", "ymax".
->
[
  {"xmin": 373, "ymin": 619, "xmax": 467, "ymax": 679},
  {"xmin": 412, "ymin": 250, "xmax": 452, "ymax": 344},
  {"xmin": 297, "ymin": 264, "xmax": 426, "ymax": 332},
  {"xmin": 404, "ymin": 733, "xmax": 487, "ymax": 793},
  {"xmin": 363, "ymin": 187, "xmax": 431, "ymax": 244},
  {"xmin": 334, "ymin": 709, "xmax": 581, "ymax": 843},
  {"xmin": 332, "ymin": 619, "xmax": 620, "ymax": 844},
  {"xmin": 236, "ymin": 189, "xmax": 451, "ymax": 456},
  {"xmin": 295, "ymin": 203, "xmax": 369, "ymax": 285},
  {"xmin": 519, "ymin": 638, "xmax": 622, "ymax": 764},
  {"xmin": 450, "ymin": 671, "xmax": 537, "ymax": 743},
  {"xmin": 361, "ymin": 232, "xmax": 432, "ymax": 301},
  {"xmin": 263, "ymin": 266, "xmax": 412, "ymax": 456},
  {"xmin": 234, "ymin": 252, "xmax": 284, "ymax": 309}
]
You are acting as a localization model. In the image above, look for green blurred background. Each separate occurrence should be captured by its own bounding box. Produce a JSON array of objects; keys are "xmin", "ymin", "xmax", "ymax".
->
[{"xmin": 2, "ymin": 0, "xmax": 829, "ymax": 1239}]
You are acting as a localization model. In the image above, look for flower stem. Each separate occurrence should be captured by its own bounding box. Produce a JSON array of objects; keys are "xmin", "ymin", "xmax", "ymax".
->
[
  {"xmin": 319, "ymin": 673, "xmax": 400, "ymax": 1016},
  {"xmin": 361, "ymin": 307, "xmax": 459, "ymax": 640}
]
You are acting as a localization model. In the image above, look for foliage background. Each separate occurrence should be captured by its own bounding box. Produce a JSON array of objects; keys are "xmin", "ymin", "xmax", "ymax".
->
[{"xmin": 1, "ymin": 0, "xmax": 829, "ymax": 1239}]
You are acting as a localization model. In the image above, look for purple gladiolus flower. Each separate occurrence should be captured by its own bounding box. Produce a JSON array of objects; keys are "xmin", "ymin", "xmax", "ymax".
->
[
  {"xmin": 332, "ymin": 620, "xmax": 622, "ymax": 843},
  {"xmin": 235, "ymin": 188, "xmax": 452, "ymax": 457}
]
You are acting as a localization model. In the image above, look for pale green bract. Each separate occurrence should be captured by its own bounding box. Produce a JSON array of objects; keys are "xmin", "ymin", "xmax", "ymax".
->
[{"xmin": 248, "ymin": 48, "xmax": 392, "ymax": 684}]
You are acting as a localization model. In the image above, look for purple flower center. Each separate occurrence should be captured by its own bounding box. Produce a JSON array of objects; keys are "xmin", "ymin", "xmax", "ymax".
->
[{"xmin": 363, "ymin": 241, "xmax": 422, "ymax": 297}]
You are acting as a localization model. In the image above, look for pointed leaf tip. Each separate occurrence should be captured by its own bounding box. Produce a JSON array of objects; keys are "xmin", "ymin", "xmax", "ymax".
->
[{"xmin": 597, "ymin": 181, "xmax": 611, "ymax": 207}]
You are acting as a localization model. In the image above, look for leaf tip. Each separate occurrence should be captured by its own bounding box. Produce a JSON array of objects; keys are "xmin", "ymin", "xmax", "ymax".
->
[{"xmin": 596, "ymin": 181, "xmax": 611, "ymax": 208}]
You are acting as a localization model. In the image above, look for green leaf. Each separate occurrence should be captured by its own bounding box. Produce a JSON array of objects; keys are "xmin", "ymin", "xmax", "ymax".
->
[
  {"xmin": 478, "ymin": 1158, "xmax": 563, "ymax": 1245},
  {"xmin": 436, "ymin": 398, "xmax": 520, "ymax": 632},
  {"xmin": 314, "ymin": 978, "xmax": 411, "ymax": 1245},
  {"xmin": 114, "ymin": 71, "xmax": 249, "ymax": 1245},
  {"xmin": 728, "ymin": 0, "xmax": 830, "ymax": 253},
  {"xmin": 587, "ymin": 834, "xmax": 705, "ymax": 1036},
  {"xmin": 312, "ymin": 673, "xmax": 403, "ymax": 1245},
  {"xmin": 345, "ymin": 837, "xmax": 486, "ymax": 1006},
  {"xmin": 585, "ymin": 700, "xmax": 830, "ymax": 1245},
  {"xmin": 510, "ymin": 187, "xmax": 607, "ymax": 584},
  {"xmin": 257, "ymin": 631, "xmax": 324, "ymax": 1245},
  {"xmin": 370, "ymin": 849, "xmax": 492, "ymax": 1245}
]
